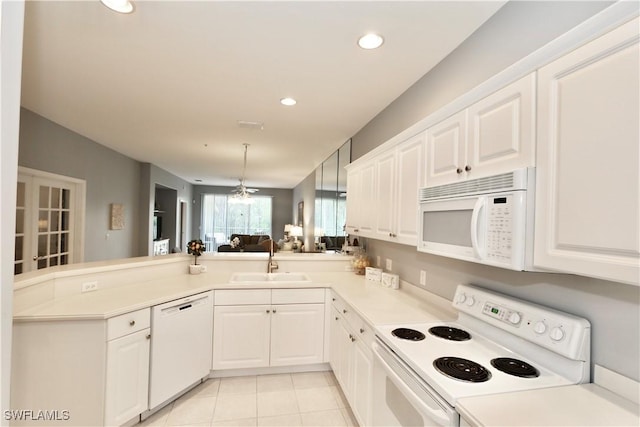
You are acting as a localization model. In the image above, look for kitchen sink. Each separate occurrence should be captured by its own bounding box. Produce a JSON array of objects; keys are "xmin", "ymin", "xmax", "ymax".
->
[{"xmin": 229, "ymin": 272, "xmax": 311, "ymax": 284}]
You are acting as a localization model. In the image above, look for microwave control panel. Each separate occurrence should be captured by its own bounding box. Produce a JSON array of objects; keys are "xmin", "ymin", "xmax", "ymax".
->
[{"xmin": 486, "ymin": 195, "xmax": 513, "ymax": 262}]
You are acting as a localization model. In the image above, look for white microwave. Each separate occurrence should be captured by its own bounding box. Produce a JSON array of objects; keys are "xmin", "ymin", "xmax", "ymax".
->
[{"xmin": 418, "ymin": 167, "xmax": 536, "ymax": 271}]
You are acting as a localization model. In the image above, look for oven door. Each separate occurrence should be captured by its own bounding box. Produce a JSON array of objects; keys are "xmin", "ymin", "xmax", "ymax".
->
[{"xmin": 372, "ymin": 339, "xmax": 459, "ymax": 427}]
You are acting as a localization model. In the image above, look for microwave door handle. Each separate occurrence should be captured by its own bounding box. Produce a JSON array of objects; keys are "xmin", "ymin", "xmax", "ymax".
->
[{"xmin": 471, "ymin": 197, "xmax": 487, "ymax": 260}]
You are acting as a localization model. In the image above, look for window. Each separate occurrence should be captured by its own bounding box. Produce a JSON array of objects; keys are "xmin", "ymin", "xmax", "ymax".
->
[
  {"xmin": 314, "ymin": 196, "xmax": 347, "ymax": 237},
  {"xmin": 201, "ymin": 194, "xmax": 272, "ymax": 251}
]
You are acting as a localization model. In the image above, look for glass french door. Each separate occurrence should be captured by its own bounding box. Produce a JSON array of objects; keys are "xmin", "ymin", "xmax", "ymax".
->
[{"xmin": 15, "ymin": 170, "xmax": 84, "ymax": 274}]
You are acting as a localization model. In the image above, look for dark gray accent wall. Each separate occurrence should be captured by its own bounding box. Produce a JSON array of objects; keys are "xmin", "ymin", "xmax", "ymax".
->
[
  {"xmin": 19, "ymin": 108, "xmax": 143, "ymax": 261},
  {"xmin": 348, "ymin": 1, "xmax": 639, "ymax": 382},
  {"xmin": 191, "ymin": 186, "xmax": 293, "ymax": 245}
]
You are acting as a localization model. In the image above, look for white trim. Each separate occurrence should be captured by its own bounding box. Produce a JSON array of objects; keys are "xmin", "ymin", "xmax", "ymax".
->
[
  {"xmin": 594, "ymin": 364, "xmax": 640, "ymax": 404},
  {"xmin": 350, "ymin": 1, "xmax": 640, "ymax": 168},
  {"xmin": 17, "ymin": 166, "xmax": 87, "ymax": 266}
]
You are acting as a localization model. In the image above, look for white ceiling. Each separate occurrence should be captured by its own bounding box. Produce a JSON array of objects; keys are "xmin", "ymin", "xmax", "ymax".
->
[{"xmin": 21, "ymin": 1, "xmax": 505, "ymax": 189}]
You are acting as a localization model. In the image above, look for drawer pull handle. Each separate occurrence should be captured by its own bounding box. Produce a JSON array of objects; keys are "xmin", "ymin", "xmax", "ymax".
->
[
  {"xmin": 343, "ymin": 309, "xmax": 347, "ymax": 314},
  {"xmin": 273, "ymin": 309, "xmax": 277, "ymax": 314},
  {"xmin": 266, "ymin": 310, "xmax": 271, "ymax": 313},
  {"xmin": 360, "ymin": 328, "xmax": 365, "ymax": 334},
  {"xmin": 335, "ymin": 316, "xmax": 339, "ymax": 321},
  {"xmin": 129, "ymin": 320, "xmax": 135, "ymax": 326},
  {"xmin": 146, "ymin": 334, "xmax": 151, "ymax": 340}
]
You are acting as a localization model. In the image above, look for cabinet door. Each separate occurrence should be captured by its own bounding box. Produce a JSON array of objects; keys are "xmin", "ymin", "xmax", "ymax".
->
[
  {"xmin": 329, "ymin": 307, "xmax": 342, "ymax": 376},
  {"xmin": 467, "ymin": 72, "xmax": 535, "ymax": 177},
  {"xmin": 352, "ymin": 340, "xmax": 373, "ymax": 427},
  {"xmin": 270, "ymin": 303, "xmax": 325, "ymax": 367},
  {"xmin": 358, "ymin": 162, "xmax": 376, "ymax": 234},
  {"xmin": 105, "ymin": 329, "xmax": 150, "ymax": 426},
  {"xmin": 345, "ymin": 168, "xmax": 361, "ymax": 234},
  {"xmin": 212, "ymin": 305, "xmax": 271, "ymax": 369},
  {"xmin": 425, "ymin": 110, "xmax": 467, "ymax": 187},
  {"xmin": 374, "ymin": 150, "xmax": 396, "ymax": 239},
  {"xmin": 535, "ymin": 17, "xmax": 639, "ymax": 285},
  {"xmin": 395, "ymin": 133, "xmax": 426, "ymax": 245}
]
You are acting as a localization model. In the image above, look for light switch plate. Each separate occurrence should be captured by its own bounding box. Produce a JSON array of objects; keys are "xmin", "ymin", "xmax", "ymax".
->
[
  {"xmin": 420, "ymin": 270, "xmax": 427, "ymax": 286},
  {"xmin": 386, "ymin": 258, "xmax": 392, "ymax": 271}
]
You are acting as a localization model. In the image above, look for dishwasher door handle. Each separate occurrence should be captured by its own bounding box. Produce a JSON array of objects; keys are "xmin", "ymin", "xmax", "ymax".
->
[{"xmin": 179, "ymin": 304, "xmax": 193, "ymax": 311}]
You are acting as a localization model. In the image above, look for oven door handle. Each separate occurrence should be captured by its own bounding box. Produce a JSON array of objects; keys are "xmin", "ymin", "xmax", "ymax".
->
[
  {"xmin": 373, "ymin": 344, "xmax": 450, "ymax": 426},
  {"xmin": 470, "ymin": 196, "xmax": 486, "ymax": 260}
]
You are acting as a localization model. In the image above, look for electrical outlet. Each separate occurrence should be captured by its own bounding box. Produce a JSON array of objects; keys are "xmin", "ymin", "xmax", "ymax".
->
[
  {"xmin": 376, "ymin": 256, "xmax": 381, "ymax": 267},
  {"xmin": 386, "ymin": 258, "xmax": 392, "ymax": 271},
  {"xmin": 81, "ymin": 281, "xmax": 98, "ymax": 293},
  {"xmin": 199, "ymin": 265, "xmax": 207, "ymax": 273},
  {"xmin": 420, "ymin": 270, "xmax": 427, "ymax": 286}
]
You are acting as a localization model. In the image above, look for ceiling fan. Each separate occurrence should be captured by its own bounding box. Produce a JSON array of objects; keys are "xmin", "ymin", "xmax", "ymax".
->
[{"xmin": 230, "ymin": 143, "xmax": 259, "ymax": 201}]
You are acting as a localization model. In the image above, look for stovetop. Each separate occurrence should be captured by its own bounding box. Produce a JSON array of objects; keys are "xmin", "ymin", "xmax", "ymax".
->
[
  {"xmin": 376, "ymin": 321, "xmax": 574, "ymax": 405},
  {"xmin": 374, "ymin": 284, "xmax": 591, "ymax": 407}
]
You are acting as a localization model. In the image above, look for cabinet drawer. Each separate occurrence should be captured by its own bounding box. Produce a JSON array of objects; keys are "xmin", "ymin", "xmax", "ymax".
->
[
  {"xmin": 272, "ymin": 288, "xmax": 325, "ymax": 304},
  {"xmin": 107, "ymin": 308, "xmax": 150, "ymax": 341},
  {"xmin": 215, "ymin": 289, "xmax": 271, "ymax": 305},
  {"xmin": 331, "ymin": 292, "xmax": 348, "ymax": 314}
]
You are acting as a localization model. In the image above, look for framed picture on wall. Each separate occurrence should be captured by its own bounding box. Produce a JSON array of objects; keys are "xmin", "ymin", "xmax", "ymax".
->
[{"xmin": 298, "ymin": 201, "xmax": 304, "ymax": 226}]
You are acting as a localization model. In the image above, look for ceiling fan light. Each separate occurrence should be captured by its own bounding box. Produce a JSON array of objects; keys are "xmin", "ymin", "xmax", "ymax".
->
[
  {"xmin": 100, "ymin": 0, "xmax": 134, "ymax": 14},
  {"xmin": 358, "ymin": 33, "xmax": 384, "ymax": 50},
  {"xmin": 280, "ymin": 97, "xmax": 297, "ymax": 106}
]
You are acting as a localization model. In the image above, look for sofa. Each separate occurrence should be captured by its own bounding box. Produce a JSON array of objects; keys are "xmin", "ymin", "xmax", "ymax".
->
[{"xmin": 217, "ymin": 234, "xmax": 276, "ymax": 252}]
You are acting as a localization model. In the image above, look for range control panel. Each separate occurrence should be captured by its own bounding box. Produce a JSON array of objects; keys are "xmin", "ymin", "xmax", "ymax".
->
[
  {"xmin": 482, "ymin": 301, "xmax": 522, "ymax": 326},
  {"xmin": 453, "ymin": 284, "xmax": 591, "ymax": 361}
]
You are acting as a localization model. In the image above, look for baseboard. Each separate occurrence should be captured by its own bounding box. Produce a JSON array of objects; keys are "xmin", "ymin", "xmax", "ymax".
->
[{"xmin": 209, "ymin": 363, "xmax": 331, "ymax": 378}]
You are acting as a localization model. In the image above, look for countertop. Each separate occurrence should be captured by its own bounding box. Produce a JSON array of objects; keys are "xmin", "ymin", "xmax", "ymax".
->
[
  {"xmin": 13, "ymin": 270, "xmax": 457, "ymax": 326},
  {"xmin": 457, "ymin": 383, "xmax": 640, "ymax": 426}
]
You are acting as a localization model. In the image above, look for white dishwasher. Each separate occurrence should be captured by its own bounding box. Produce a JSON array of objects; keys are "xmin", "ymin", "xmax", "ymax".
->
[{"xmin": 149, "ymin": 290, "xmax": 214, "ymax": 409}]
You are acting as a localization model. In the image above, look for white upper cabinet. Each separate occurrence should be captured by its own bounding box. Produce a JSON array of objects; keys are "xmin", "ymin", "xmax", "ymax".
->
[
  {"xmin": 534, "ymin": 17, "xmax": 640, "ymax": 285},
  {"xmin": 345, "ymin": 162, "xmax": 375, "ymax": 236},
  {"xmin": 374, "ymin": 150, "xmax": 397, "ymax": 240},
  {"xmin": 348, "ymin": 132, "xmax": 425, "ymax": 246},
  {"xmin": 426, "ymin": 73, "xmax": 536, "ymax": 187},
  {"xmin": 425, "ymin": 110, "xmax": 467, "ymax": 186}
]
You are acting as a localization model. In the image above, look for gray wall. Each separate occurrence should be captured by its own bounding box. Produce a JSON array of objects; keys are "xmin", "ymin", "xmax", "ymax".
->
[
  {"xmin": 19, "ymin": 108, "xmax": 194, "ymax": 260},
  {"xmin": 292, "ymin": 171, "xmax": 316, "ymax": 250},
  {"xmin": 191, "ymin": 185, "xmax": 293, "ymax": 245},
  {"xmin": 19, "ymin": 108, "xmax": 143, "ymax": 261},
  {"xmin": 141, "ymin": 164, "xmax": 193, "ymax": 255},
  {"xmin": 349, "ymin": 1, "xmax": 640, "ymax": 382}
]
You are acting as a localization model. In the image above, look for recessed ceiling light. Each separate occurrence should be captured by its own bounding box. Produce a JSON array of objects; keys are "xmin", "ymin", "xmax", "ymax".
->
[
  {"xmin": 280, "ymin": 97, "xmax": 297, "ymax": 106},
  {"xmin": 100, "ymin": 0, "xmax": 134, "ymax": 14},
  {"xmin": 358, "ymin": 33, "xmax": 384, "ymax": 50}
]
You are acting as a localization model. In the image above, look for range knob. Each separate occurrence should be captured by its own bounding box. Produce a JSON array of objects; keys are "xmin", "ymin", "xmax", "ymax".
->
[
  {"xmin": 456, "ymin": 293, "xmax": 467, "ymax": 304},
  {"xmin": 533, "ymin": 321, "xmax": 547, "ymax": 334},
  {"xmin": 465, "ymin": 296, "xmax": 475, "ymax": 307},
  {"xmin": 508, "ymin": 312, "xmax": 521, "ymax": 324},
  {"xmin": 549, "ymin": 327, "xmax": 565, "ymax": 341}
]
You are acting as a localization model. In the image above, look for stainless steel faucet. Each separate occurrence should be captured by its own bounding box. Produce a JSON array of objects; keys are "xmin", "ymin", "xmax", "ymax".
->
[{"xmin": 268, "ymin": 240, "xmax": 279, "ymax": 273}]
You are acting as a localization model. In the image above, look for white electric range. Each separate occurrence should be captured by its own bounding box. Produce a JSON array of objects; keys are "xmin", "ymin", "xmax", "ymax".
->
[{"xmin": 371, "ymin": 284, "xmax": 591, "ymax": 426}]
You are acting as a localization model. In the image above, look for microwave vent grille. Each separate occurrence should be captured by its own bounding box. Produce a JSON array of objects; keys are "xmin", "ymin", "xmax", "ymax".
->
[{"xmin": 421, "ymin": 170, "xmax": 524, "ymax": 200}]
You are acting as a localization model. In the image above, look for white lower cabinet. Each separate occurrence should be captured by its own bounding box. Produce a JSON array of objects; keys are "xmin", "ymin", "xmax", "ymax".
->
[
  {"xmin": 11, "ymin": 308, "xmax": 152, "ymax": 427},
  {"xmin": 104, "ymin": 308, "xmax": 151, "ymax": 426},
  {"xmin": 212, "ymin": 288, "xmax": 326, "ymax": 370},
  {"xmin": 329, "ymin": 294, "xmax": 372, "ymax": 426},
  {"xmin": 105, "ymin": 328, "xmax": 150, "ymax": 426}
]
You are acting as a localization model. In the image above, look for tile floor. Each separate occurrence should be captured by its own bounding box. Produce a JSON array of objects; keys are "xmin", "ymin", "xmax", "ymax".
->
[{"xmin": 138, "ymin": 371, "xmax": 358, "ymax": 427}]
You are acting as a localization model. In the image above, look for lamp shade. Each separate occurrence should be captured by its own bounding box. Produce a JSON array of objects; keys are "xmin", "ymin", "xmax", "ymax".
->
[
  {"xmin": 284, "ymin": 224, "xmax": 293, "ymax": 233},
  {"xmin": 290, "ymin": 226, "xmax": 303, "ymax": 237}
]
